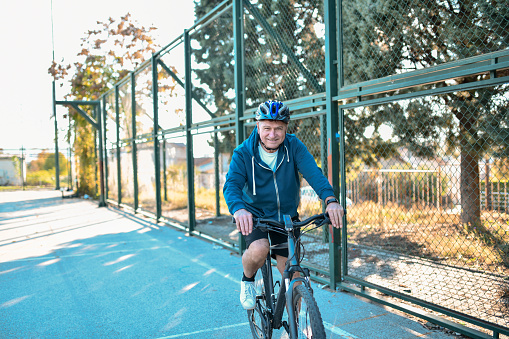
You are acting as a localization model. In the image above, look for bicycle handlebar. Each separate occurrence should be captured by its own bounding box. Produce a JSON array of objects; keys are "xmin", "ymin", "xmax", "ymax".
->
[{"xmin": 232, "ymin": 213, "xmax": 331, "ymax": 233}]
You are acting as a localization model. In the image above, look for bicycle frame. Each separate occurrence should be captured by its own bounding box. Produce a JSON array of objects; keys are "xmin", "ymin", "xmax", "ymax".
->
[
  {"xmin": 244, "ymin": 212, "xmax": 329, "ymax": 338},
  {"xmin": 262, "ymin": 215, "xmax": 313, "ymax": 336}
]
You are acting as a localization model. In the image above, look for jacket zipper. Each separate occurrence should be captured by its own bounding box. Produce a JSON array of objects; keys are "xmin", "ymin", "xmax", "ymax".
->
[
  {"xmin": 273, "ymin": 172, "xmax": 281, "ymax": 221},
  {"xmin": 256, "ymin": 151, "xmax": 286, "ymax": 222}
]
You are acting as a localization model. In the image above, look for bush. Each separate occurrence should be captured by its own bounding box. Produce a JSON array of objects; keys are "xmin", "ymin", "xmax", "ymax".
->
[{"xmin": 26, "ymin": 170, "xmax": 54, "ymax": 186}]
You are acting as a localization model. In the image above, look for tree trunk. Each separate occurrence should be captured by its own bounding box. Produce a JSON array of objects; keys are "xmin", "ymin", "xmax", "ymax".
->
[{"xmin": 460, "ymin": 141, "xmax": 481, "ymax": 227}]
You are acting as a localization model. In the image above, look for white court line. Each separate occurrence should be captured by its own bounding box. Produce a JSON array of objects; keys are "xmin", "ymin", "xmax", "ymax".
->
[
  {"xmin": 5, "ymin": 243, "xmax": 243, "ymax": 286},
  {"xmin": 323, "ymin": 321, "xmax": 359, "ymax": 338},
  {"xmin": 156, "ymin": 321, "xmax": 249, "ymax": 338},
  {"xmin": 157, "ymin": 320, "xmax": 359, "ymax": 339}
]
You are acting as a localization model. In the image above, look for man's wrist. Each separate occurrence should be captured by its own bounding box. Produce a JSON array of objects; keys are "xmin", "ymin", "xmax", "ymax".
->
[{"xmin": 325, "ymin": 197, "xmax": 339, "ymax": 206}]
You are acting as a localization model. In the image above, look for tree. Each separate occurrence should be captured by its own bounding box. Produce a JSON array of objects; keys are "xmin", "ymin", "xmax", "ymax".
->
[
  {"xmin": 193, "ymin": 0, "xmax": 327, "ymax": 155},
  {"xmin": 28, "ymin": 150, "xmax": 68, "ymax": 175},
  {"xmin": 341, "ymin": 0, "xmax": 509, "ymax": 226},
  {"xmin": 49, "ymin": 14, "xmax": 167, "ymax": 196}
]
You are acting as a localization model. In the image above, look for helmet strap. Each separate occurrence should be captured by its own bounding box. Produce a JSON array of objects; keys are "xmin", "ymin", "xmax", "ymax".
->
[{"xmin": 259, "ymin": 140, "xmax": 280, "ymax": 152}]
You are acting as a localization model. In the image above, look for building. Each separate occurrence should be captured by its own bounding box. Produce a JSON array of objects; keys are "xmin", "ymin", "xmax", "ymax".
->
[{"xmin": 0, "ymin": 155, "xmax": 25, "ymax": 186}]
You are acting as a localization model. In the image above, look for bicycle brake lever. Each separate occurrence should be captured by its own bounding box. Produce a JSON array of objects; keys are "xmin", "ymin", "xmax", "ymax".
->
[{"xmin": 318, "ymin": 214, "xmax": 331, "ymax": 226}]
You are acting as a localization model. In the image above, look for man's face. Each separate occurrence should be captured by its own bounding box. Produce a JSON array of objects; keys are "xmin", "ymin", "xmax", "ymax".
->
[{"xmin": 257, "ymin": 120, "xmax": 287, "ymax": 152}]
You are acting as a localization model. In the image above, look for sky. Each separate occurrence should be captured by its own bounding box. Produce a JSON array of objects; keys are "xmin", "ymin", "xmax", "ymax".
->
[{"xmin": 0, "ymin": 0, "xmax": 196, "ymax": 155}]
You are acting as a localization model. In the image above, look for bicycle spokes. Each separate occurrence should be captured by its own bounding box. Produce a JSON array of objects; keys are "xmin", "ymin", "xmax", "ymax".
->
[
  {"xmin": 292, "ymin": 285, "xmax": 326, "ymax": 338},
  {"xmin": 296, "ymin": 301, "xmax": 312, "ymax": 337}
]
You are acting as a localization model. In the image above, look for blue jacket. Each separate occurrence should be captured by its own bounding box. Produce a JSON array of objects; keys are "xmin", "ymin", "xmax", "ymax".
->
[{"xmin": 223, "ymin": 126, "xmax": 335, "ymax": 222}]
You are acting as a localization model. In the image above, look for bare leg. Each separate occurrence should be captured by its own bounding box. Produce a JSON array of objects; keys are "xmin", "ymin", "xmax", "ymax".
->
[
  {"xmin": 276, "ymin": 254, "xmax": 302, "ymax": 314},
  {"xmin": 275, "ymin": 254, "xmax": 287, "ymax": 277},
  {"xmin": 242, "ymin": 238, "xmax": 270, "ymax": 278}
]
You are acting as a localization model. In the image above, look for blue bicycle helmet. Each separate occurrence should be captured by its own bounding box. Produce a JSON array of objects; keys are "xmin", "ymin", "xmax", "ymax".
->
[{"xmin": 255, "ymin": 100, "xmax": 291, "ymax": 123}]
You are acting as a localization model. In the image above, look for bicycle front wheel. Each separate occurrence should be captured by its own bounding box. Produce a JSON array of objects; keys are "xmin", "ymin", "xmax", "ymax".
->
[
  {"xmin": 292, "ymin": 285, "xmax": 326, "ymax": 339},
  {"xmin": 248, "ymin": 264, "xmax": 273, "ymax": 339}
]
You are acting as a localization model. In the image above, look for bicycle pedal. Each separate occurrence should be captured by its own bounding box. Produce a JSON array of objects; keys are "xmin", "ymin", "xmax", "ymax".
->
[{"xmin": 282, "ymin": 321, "xmax": 290, "ymax": 333}]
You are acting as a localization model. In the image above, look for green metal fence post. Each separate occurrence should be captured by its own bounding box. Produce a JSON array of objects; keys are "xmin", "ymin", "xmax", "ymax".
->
[
  {"xmin": 52, "ymin": 80, "xmax": 60, "ymax": 190},
  {"xmin": 115, "ymin": 85, "xmax": 122, "ymax": 206},
  {"xmin": 152, "ymin": 55, "xmax": 162, "ymax": 221},
  {"xmin": 337, "ymin": 0, "xmax": 348, "ymax": 284},
  {"xmin": 131, "ymin": 72, "xmax": 139, "ymax": 212},
  {"xmin": 184, "ymin": 30, "xmax": 196, "ymax": 233},
  {"xmin": 233, "ymin": 0, "xmax": 246, "ymax": 254},
  {"xmin": 162, "ymin": 139, "xmax": 167, "ymax": 202},
  {"xmin": 214, "ymin": 130, "xmax": 220, "ymax": 216},
  {"xmin": 320, "ymin": 102, "xmax": 328, "ymax": 244},
  {"xmin": 96, "ymin": 103, "xmax": 107, "ymax": 207},
  {"xmin": 324, "ymin": 0, "xmax": 341, "ymax": 289},
  {"xmin": 102, "ymin": 95, "xmax": 108, "ymax": 199}
]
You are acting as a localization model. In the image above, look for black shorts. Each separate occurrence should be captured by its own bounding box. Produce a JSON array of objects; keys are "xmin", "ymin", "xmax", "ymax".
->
[{"xmin": 244, "ymin": 218, "xmax": 300, "ymax": 259}]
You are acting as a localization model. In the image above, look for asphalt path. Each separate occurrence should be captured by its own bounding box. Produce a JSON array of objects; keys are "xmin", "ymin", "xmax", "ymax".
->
[{"xmin": 0, "ymin": 190, "xmax": 456, "ymax": 338}]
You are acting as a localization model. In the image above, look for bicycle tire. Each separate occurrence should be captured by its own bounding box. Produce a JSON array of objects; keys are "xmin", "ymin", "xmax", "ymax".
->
[
  {"xmin": 292, "ymin": 285, "xmax": 326, "ymax": 339},
  {"xmin": 248, "ymin": 264, "xmax": 273, "ymax": 339}
]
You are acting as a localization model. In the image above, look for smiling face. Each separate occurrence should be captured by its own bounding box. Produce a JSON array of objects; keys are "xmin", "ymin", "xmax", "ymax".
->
[{"xmin": 257, "ymin": 120, "xmax": 288, "ymax": 153}]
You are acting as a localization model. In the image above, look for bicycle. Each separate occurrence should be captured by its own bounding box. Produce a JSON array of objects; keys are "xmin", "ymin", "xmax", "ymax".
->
[{"xmin": 240, "ymin": 213, "xmax": 330, "ymax": 339}]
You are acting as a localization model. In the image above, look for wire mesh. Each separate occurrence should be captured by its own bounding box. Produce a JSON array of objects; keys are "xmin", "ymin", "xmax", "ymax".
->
[
  {"xmin": 244, "ymin": 0, "xmax": 325, "ymax": 105},
  {"xmin": 106, "ymin": 147, "xmax": 118, "ymax": 202},
  {"xmin": 134, "ymin": 65, "xmax": 154, "ymax": 137},
  {"xmin": 0, "ymin": 147, "xmax": 74, "ymax": 189},
  {"xmin": 160, "ymin": 135, "xmax": 189, "ymax": 225},
  {"xmin": 342, "ymin": 0, "xmax": 509, "ymax": 86},
  {"xmin": 136, "ymin": 141, "xmax": 156, "ymax": 215},
  {"xmin": 119, "ymin": 144, "xmax": 135, "ymax": 209},
  {"xmin": 158, "ymin": 46, "xmax": 186, "ymax": 130},
  {"xmin": 343, "ymin": 88, "xmax": 509, "ymax": 328},
  {"xmin": 190, "ymin": 9, "xmax": 235, "ymax": 122}
]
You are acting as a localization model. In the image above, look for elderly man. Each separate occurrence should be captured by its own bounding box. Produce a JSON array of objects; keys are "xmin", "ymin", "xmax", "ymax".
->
[{"xmin": 223, "ymin": 100, "xmax": 343, "ymax": 310}]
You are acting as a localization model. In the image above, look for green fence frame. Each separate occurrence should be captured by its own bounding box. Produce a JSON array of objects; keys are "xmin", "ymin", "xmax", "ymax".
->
[{"xmin": 54, "ymin": 1, "xmax": 509, "ymax": 337}]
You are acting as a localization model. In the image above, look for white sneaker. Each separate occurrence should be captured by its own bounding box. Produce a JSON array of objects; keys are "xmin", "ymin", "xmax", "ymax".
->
[
  {"xmin": 240, "ymin": 281, "xmax": 257, "ymax": 310},
  {"xmin": 254, "ymin": 277, "xmax": 263, "ymax": 296}
]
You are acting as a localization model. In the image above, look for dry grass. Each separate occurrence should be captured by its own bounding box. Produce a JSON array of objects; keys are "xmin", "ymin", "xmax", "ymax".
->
[
  {"xmin": 298, "ymin": 199, "xmax": 509, "ymax": 274},
  {"xmin": 346, "ymin": 201, "xmax": 509, "ymax": 274},
  {"xmin": 129, "ymin": 187, "xmax": 509, "ymax": 275}
]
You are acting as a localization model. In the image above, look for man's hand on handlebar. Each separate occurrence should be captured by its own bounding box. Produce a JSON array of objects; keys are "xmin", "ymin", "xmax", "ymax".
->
[
  {"xmin": 325, "ymin": 197, "xmax": 344, "ymax": 229},
  {"xmin": 234, "ymin": 208, "xmax": 253, "ymax": 236}
]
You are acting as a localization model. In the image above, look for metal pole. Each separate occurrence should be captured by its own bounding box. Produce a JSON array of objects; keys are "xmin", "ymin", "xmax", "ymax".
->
[
  {"xmin": 97, "ymin": 103, "xmax": 106, "ymax": 207},
  {"xmin": 68, "ymin": 114, "xmax": 73, "ymax": 191},
  {"xmin": 214, "ymin": 130, "xmax": 220, "ymax": 216},
  {"xmin": 233, "ymin": 0, "xmax": 246, "ymax": 254},
  {"xmin": 94, "ymin": 118, "xmax": 98, "ymax": 195},
  {"xmin": 131, "ymin": 72, "xmax": 139, "ymax": 212},
  {"xmin": 324, "ymin": 0, "xmax": 342, "ymax": 289},
  {"xmin": 102, "ymin": 96, "xmax": 108, "ymax": 198},
  {"xmin": 163, "ymin": 139, "xmax": 167, "ymax": 202},
  {"xmin": 152, "ymin": 55, "xmax": 162, "ymax": 221},
  {"xmin": 184, "ymin": 30, "xmax": 196, "ymax": 233},
  {"xmin": 53, "ymin": 80, "xmax": 60, "ymax": 190},
  {"xmin": 337, "ymin": 0, "xmax": 348, "ymax": 285},
  {"xmin": 115, "ymin": 85, "xmax": 122, "ymax": 206},
  {"xmin": 21, "ymin": 146, "xmax": 25, "ymax": 190}
]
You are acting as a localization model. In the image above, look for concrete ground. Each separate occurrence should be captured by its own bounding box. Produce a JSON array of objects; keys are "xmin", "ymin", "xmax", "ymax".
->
[{"xmin": 0, "ymin": 190, "xmax": 458, "ymax": 338}]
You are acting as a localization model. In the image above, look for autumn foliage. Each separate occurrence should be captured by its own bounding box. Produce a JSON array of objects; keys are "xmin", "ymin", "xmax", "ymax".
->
[{"xmin": 48, "ymin": 14, "xmax": 159, "ymax": 197}]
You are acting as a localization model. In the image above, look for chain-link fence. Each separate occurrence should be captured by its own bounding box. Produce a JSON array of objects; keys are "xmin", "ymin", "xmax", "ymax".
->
[
  {"xmin": 58, "ymin": 0, "xmax": 509, "ymax": 337},
  {"xmin": 0, "ymin": 147, "xmax": 76, "ymax": 191},
  {"xmin": 336, "ymin": 0, "xmax": 509, "ymax": 334},
  {"xmin": 340, "ymin": 91, "xmax": 509, "ymax": 333}
]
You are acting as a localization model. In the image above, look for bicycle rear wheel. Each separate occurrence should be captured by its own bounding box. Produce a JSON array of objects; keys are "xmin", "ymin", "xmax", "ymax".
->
[
  {"xmin": 248, "ymin": 264, "xmax": 273, "ymax": 339},
  {"xmin": 292, "ymin": 285, "xmax": 326, "ymax": 339}
]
